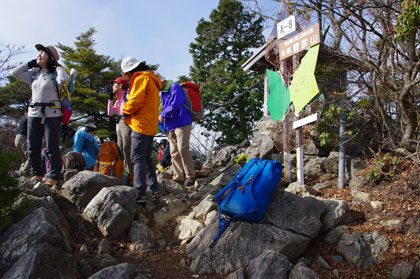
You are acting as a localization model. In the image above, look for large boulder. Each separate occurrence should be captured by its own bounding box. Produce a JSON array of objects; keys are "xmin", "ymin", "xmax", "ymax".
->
[
  {"xmin": 317, "ymin": 198, "xmax": 353, "ymax": 230},
  {"xmin": 83, "ymin": 186, "xmax": 137, "ymax": 239},
  {"xmin": 187, "ymin": 220, "xmax": 309, "ymax": 275},
  {"xmin": 265, "ymin": 190, "xmax": 326, "ymax": 239},
  {"xmin": 61, "ymin": 171, "xmax": 121, "ymax": 209},
  {"xmin": 245, "ymin": 119, "xmax": 280, "ymax": 159},
  {"xmin": 0, "ymin": 198, "xmax": 79, "ymax": 279},
  {"xmin": 247, "ymin": 250, "xmax": 291, "ymax": 279}
]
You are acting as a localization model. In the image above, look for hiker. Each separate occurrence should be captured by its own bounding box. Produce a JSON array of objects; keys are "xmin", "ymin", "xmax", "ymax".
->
[
  {"xmin": 64, "ymin": 126, "xmax": 99, "ymax": 171},
  {"xmin": 11, "ymin": 44, "xmax": 69, "ymax": 186},
  {"xmin": 107, "ymin": 77, "xmax": 134, "ymax": 184},
  {"xmin": 121, "ymin": 56, "xmax": 162, "ymax": 204},
  {"xmin": 157, "ymin": 138, "xmax": 171, "ymax": 172},
  {"xmin": 14, "ymin": 114, "xmax": 30, "ymax": 175},
  {"xmin": 158, "ymin": 77, "xmax": 196, "ymax": 186}
]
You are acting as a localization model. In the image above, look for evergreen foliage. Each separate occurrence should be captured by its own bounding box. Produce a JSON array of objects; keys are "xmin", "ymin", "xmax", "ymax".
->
[
  {"xmin": 57, "ymin": 28, "xmax": 121, "ymax": 138},
  {"xmin": 190, "ymin": 0, "xmax": 265, "ymax": 144}
]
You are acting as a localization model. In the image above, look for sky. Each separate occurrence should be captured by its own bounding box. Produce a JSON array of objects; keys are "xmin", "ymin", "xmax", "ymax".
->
[{"xmin": 0, "ymin": 0, "xmax": 224, "ymax": 81}]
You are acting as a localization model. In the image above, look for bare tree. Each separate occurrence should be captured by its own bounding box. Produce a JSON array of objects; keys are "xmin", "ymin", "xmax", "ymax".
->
[
  {"xmin": 0, "ymin": 44, "xmax": 26, "ymax": 84},
  {"xmin": 243, "ymin": 0, "xmax": 420, "ymax": 151}
]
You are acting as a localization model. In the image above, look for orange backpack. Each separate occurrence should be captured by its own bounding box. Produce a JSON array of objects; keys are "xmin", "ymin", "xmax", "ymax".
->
[{"xmin": 94, "ymin": 141, "xmax": 124, "ymax": 178}]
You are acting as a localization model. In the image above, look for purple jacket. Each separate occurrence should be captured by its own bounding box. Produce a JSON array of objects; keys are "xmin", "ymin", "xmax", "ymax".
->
[{"xmin": 160, "ymin": 81, "xmax": 192, "ymax": 131}]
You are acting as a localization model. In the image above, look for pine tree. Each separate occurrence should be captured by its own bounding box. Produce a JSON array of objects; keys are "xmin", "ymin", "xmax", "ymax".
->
[
  {"xmin": 57, "ymin": 28, "xmax": 121, "ymax": 138},
  {"xmin": 190, "ymin": 0, "xmax": 265, "ymax": 144}
]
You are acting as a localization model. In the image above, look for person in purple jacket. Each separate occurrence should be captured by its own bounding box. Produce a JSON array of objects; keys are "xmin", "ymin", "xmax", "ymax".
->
[
  {"xmin": 158, "ymin": 77, "xmax": 196, "ymax": 186},
  {"xmin": 107, "ymin": 77, "xmax": 133, "ymax": 184}
]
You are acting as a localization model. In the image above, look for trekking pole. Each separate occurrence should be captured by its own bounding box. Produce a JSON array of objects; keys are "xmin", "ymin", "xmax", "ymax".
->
[{"xmin": 182, "ymin": 153, "xmax": 248, "ymax": 203}]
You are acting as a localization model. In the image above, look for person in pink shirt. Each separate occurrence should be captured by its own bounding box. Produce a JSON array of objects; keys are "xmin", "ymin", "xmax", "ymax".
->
[{"xmin": 108, "ymin": 77, "xmax": 133, "ymax": 184}]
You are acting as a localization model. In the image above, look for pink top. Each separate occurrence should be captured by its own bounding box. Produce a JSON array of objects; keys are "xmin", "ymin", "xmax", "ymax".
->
[{"xmin": 107, "ymin": 90, "xmax": 127, "ymax": 117}]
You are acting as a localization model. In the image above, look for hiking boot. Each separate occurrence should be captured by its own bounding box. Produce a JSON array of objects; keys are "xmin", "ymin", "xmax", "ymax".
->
[
  {"xmin": 184, "ymin": 178, "xmax": 196, "ymax": 187},
  {"xmin": 153, "ymin": 191, "xmax": 161, "ymax": 199},
  {"xmin": 136, "ymin": 196, "xmax": 147, "ymax": 205},
  {"xmin": 42, "ymin": 177, "xmax": 59, "ymax": 186},
  {"xmin": 32, "ymin": 175, "xmax": 43, "ymax": 182},
  {"xmin": 156, "ymin": 164, "xmax": 166, "ymax": 173}
]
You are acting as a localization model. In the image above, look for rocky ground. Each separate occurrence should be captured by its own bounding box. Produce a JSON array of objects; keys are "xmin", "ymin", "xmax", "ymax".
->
[{"xmin": 51, "ymin": 157, "xmax": 420, "ymax": 279}]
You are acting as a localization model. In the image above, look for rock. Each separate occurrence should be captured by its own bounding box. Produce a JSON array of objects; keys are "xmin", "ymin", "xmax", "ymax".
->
[
  {"xmin": 265, "ymin": 190, "xmax": 326, "ymax": 239},
  {"xmin": 83, "ymin": 186, "xmax": 137, "ymax": 238},
  {"xmin": 336, "ymin": 232, "xmax": 375, "ymax": 269},
  {"xmin": 364, "ymin": 231, "xmax": 390, "ymax": 263},
  {"xmin": 323, "ymin": 225, "xmax": 349, "ymax": 246},
  {"xmin": 317, "ymin": 255, "xmax": 330, "ymax": 269},
  {"xmin": 247, "ymin": 250, "xmax": 291, "ymax": 279},
  {"xmin": 312, "ymin": 181, "xmax": 332, "ymax": 191},
  {"xmin": 153, "ymin": 197, "xmax": 188, "ymax": 230},
  {"xmin": 389, "ymin": 262, "xmax": 413, "ymax": 279},
  {"xmin": 62, "ymin": 169, "xmax": 79, "ymax": 182},
  {"xmin": 190, "ymin": 195, "xmax": 217, "ymax": 221},
  {"xmin": 351, "ymin": 190, "xmax": 371, "ymax": 204},
  {"xmin": 98, "ymin": 239, "xmax": 111, "ymax": 254},
  {"xmin": 317, "ymin": 198, "xmax": 353, "ymax": 231},
  {"xmin": 160, "ymin": 179, "xmax": 186, "ymax": 195},
  {"xmin": 0, "ymin": 205, "xmax": 79, "ymax": 279},
  {"xmin": 80, "ymin": 244, "xmax": 90, "ymax": 256},
  {"xmin": 370, "ymin": 200, "xmax": 385, "ymax": 209},
  {"xmin": 61, "ymin": 171, "xmax": 120, "ymax": 209},
  {"xmin": 176, "ymin": 218, "xmax": 203, "ymax": 244},
  {"xmin": 303, "ymin": 140, "xmax": 320, "ymax": 156},
  {"xmin": 226, "ymin": 268, "xmax": 245, "ymax": 279},
  {"xmin": 304, "ymin": 157, "xmax": 327, "ymax": 176},
  {"xmin": 380, "ymin": 219, "xmax": 402, "ymax": 230},
  {"xmin": 187, "ymin": 221, "xmax": 309, "ymax": 275},
  {"xmin": 285, "ymin": 182, "xmax": 318, "ymax": 196},
  {"xmin": 128, "ymin": 222, "xmax": 155, "ymax": 250},
  {"xmin": 289, "ymin": 262, "xmax": 319, "ymax": 279},
  {"xmin": 245, "ymin": 119, "xmax": 280, "ymax": 159},
  {"xmin": 87, "ymin": 263, "xmax": 136, "ymax": 279},
  {"xmin": 323, "ymin": 151, "xmax": 339, "ymax": 173},
  {"xmin": 204, "ymin": 210, "xmax": 218, "ymax": 226},
  {"xmin": 93, "ymin": 254, "xmax": 118, "ymax": 270},
  {"xmin": 30, "ymin": 182, "xmax": 50, "ymax": 197}
]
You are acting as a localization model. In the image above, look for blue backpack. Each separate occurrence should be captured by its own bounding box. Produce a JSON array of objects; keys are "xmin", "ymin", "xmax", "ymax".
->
[{"xmin": 211, "ymin": 158, "xmax": 283, "ymax": 247}]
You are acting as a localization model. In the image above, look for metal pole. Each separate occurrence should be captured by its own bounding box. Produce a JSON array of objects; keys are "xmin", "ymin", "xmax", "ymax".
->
[
  {"xmin": 296, "ymin": 126, "xmax": 304, "ymax": 185},
  {"xmin": 338, "ymin": 98, "xmax": 345, "ymax": 188}
]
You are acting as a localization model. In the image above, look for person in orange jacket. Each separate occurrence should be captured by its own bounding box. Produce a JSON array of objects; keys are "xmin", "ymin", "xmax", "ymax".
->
[{"xmin": 121, "ymin": 56, "xmax": 162, "ymax": 205}]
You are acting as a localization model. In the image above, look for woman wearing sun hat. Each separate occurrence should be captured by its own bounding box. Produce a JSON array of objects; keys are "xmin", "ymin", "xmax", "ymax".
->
[
  {"xmin": 11, "ymin": 44, "xmax": 69, "ymax": 186},
  {"xmin": 120, "ymin": 56, "xmax": 162, "ymax": 204}
]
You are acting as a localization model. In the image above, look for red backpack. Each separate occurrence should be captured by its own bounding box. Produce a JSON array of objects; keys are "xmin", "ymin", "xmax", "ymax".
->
[{"xmin": 181, "ymin": 82, "xmax": 203, "ymax": 122}]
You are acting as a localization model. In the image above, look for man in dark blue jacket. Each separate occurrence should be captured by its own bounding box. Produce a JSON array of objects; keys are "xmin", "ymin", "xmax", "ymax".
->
[
  {"xmin": 158, "ymin": 78, "xmax": 196, "ymax": 186},
  {"xmin": 64, "ymin": 126, "xmax": 99, "ymax": 170}
]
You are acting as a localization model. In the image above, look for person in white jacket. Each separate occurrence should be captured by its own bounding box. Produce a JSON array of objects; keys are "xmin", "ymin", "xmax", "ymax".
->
[{"xmin": 11, "ymin": 44, "xmax": 69, "ymax": 186}]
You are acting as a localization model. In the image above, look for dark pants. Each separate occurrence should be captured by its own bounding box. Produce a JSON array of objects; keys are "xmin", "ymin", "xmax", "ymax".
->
[
  {"xmin": 27, "ymin": 117, "xmax": 62, "ymax": 180},
  {"xmin": 131, "ymin": 131, "xmax": 158, "ymax": 197},
  {"xmin": 161, "ymin": 144, "xmax": 171, "ymax": 168}
]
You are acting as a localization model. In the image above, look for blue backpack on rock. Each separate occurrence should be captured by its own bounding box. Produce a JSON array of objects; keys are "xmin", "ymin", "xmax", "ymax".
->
[{"xmin": 211, "ymin": 158, "xmax": 283, "ymax": 247}]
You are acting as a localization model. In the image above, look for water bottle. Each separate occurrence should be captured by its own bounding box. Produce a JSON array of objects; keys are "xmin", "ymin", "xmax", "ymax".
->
[
  {"xmin": 120, "ymin": 170, "xmax": 129, "ymax": 185},
  {"xmin": 62, "ymin": 104, "xmax": 72, "ymax": 124}
]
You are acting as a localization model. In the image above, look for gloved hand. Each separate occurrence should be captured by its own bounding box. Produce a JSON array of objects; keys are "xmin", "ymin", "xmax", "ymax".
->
[
  {"xmin": 108, "ymin": 91, "xmax": 113, "ymax": 100},
  {"xmin": 27, "ymin": 59, "xmax": 40, "ymax": 69}
]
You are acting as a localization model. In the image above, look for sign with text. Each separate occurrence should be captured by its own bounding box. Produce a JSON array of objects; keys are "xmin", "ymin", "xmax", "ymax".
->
[
  {"xmin": 278, "ymin": 23, "xmax": 320, "ymax": 60},
  {"xmin": 277, "ymin": 15, "xmax": 296, "ymax": 39}
]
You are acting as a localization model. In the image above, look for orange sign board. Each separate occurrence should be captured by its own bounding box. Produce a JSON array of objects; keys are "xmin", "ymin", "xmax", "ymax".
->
[{"xmin": 278, "ymin": 23, "xmax": 320, "ymax": 60}]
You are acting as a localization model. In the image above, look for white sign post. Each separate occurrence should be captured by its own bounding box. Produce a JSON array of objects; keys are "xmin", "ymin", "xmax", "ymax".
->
[{"xmin": 277, "ymin": 15, "xmax": 296, "ymax": 39}]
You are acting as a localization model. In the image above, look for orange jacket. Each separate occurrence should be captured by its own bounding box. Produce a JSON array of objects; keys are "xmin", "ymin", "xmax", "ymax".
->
[{"xmin": 123, "ymin": 71, "xmax": 162, "ymax": 136}]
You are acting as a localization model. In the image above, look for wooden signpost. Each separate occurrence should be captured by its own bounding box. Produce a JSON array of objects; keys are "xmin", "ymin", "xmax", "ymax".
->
[{"xmin": 278, "ymin": 20, "xmax": 320, "ymax": 185}]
